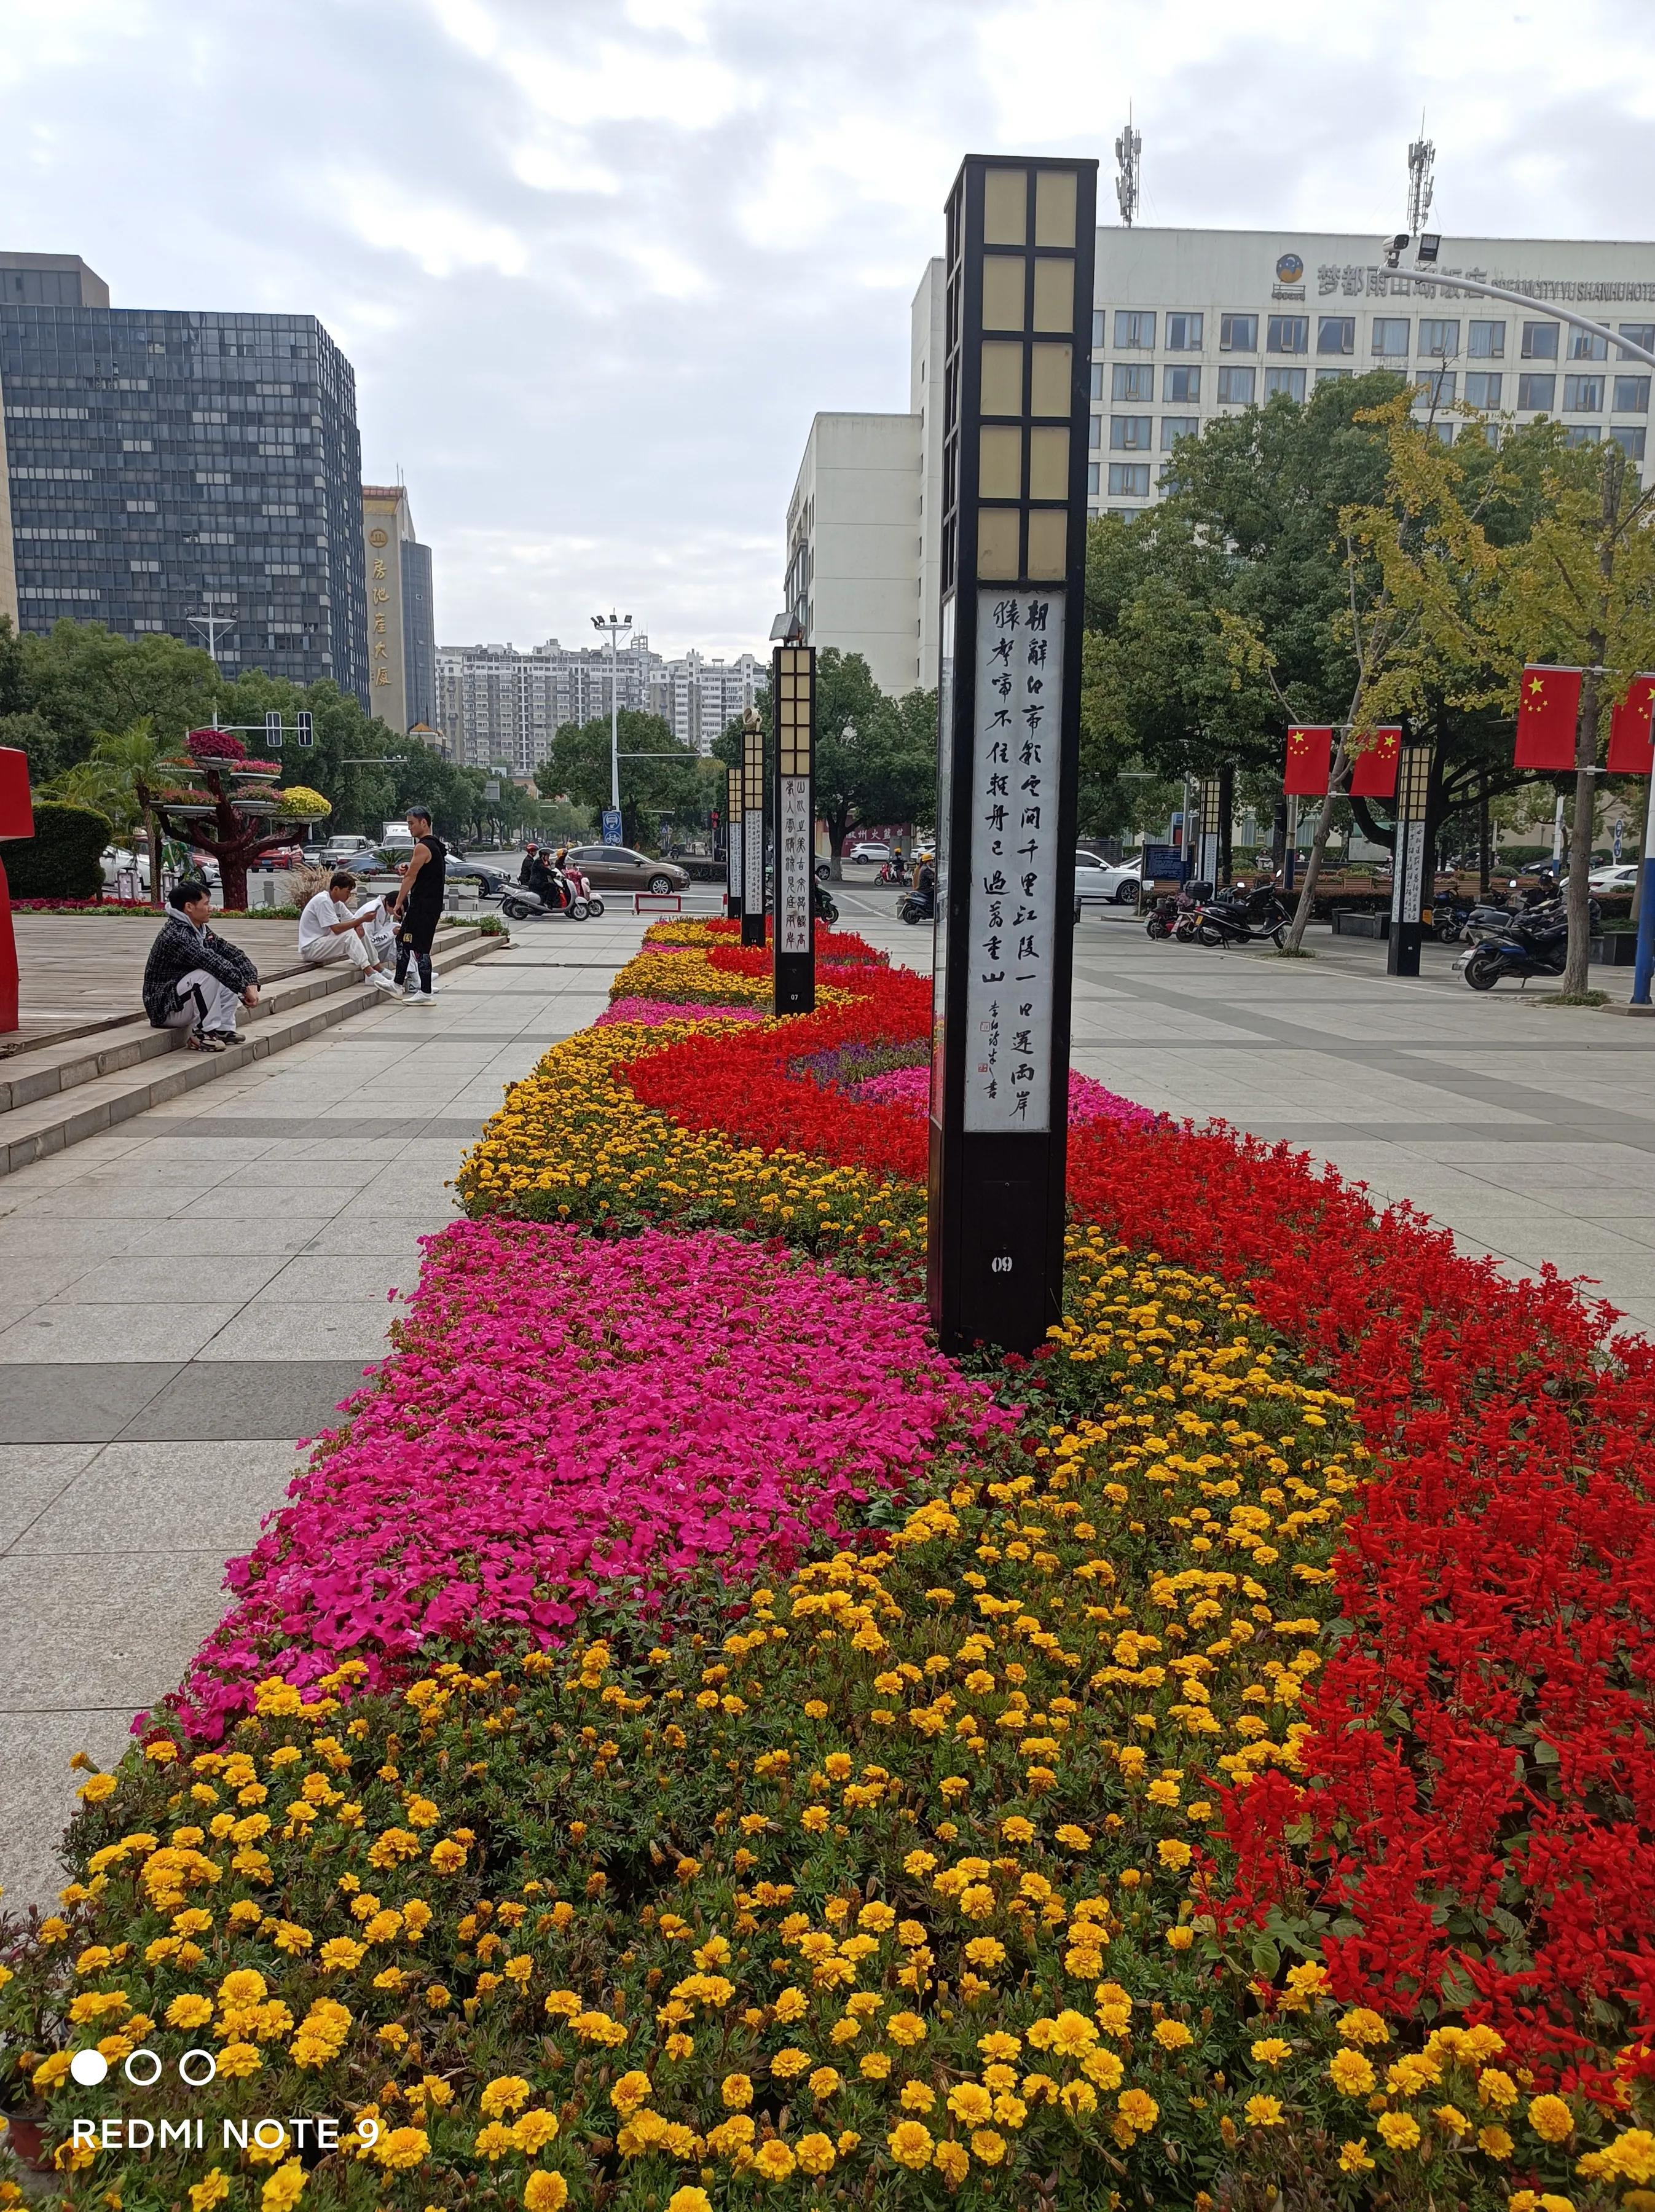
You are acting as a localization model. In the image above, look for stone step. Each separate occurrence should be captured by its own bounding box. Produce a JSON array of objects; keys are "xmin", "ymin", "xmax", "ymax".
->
[{"xmin": 1, "ymin": 927, "xmax": 506, "ymax": 1177}]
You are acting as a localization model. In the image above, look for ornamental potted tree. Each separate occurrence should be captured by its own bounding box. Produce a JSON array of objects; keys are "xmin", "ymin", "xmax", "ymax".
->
[{"xmin": 136, "ymin": 730, "xmax": 330, "ymax": 909}]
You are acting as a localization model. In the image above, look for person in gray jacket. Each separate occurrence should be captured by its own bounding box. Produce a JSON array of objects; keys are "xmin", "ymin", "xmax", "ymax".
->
[{"xmin": 141, "ymin": 879, "xmax": 260, "ymax": 1051}]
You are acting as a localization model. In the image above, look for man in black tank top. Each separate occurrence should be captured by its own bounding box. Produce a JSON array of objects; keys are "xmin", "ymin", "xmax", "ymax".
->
[{"xmin": 390, "ymin": 805, "xmax": 446, "ymax": 1002}]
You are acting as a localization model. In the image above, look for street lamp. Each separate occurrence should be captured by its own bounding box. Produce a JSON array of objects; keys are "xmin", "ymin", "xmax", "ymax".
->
[{"xmin": 591, "ymin": 611, "xmax": 632, "ymax": 826}]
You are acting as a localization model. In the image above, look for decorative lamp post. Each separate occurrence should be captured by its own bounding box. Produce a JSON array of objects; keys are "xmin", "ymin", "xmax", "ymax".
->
[
  {"xmin": 591, "ymin": 612, "xmax": 632, "ymax": 841},
  {"xmin": 741, "ymin": 706, "xmax": 766, "ymax": 949},
  {"xmin": 1387, "ymin": 732, "xmax": 1433, "ymax": 978},
  {"xmin": 0, "ymin": 748, "xmax": 34, "ymax": 1033},
  {"xmin": 772, "ymin": 643, "xmax": 816, "ymax": 1013},
  {"xmin": 725, "ymin": 763, "xmax": 744, "ymax": 924},
  {"xmin": 927, "ymin": 152, "xmax": 1098, "ymax": 1355}
]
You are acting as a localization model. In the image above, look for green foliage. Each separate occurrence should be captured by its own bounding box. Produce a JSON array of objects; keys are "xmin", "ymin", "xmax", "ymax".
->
[
  {"xmin": 0, "ymin": 709, "xmax": 69, "ymax": 783},
  {"xmin": 10, "ymin": 618, "xmax": 218, "ymax": 769},
  {"xmin": 538, "ymin": 710, "xmax": 709, "ymax": 850},
  {"xmin": 4, "ymin": 798, "xmax": 111, "ymax": 898},
  {"xmin": 804, "ymin": 651, "xmax": 936, "ymax": 873}
]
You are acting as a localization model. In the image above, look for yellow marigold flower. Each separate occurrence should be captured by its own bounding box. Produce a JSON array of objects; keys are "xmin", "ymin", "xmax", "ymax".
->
[
  {"xmin": 1377, "ymin": 2112, "xmax": 1421, "ymax": 2152},
  {"xmin": 189, "ymin": 2170, "xmax": 230, "ymax": 2210},
  {"xmin": 1166, "ymin": 1925, "xmax": 1195, "ymax": 1951},
  {"xmin": 800, "ymin": 1805, "xmax": 829, "ymax": 1834},
  {"xmin": 1251, "ymin": 2037, "xmax": 1292, "ymax": 2068},
  {"xmin": 964, "ymin": 1937, "xmax": 1005, "ymax": 1969},
  {"xmin": 165, "ymin": 1994, "xmax": 214, "ymax": 2030},
  {"xmin": 79, "ymin": 1774, "xmax": 117, "ymax": 1804},
  {"xmin": 1528, "ymin": 2094, "xmax": 1576, "ymax": 2144},
  {"xmin": 1082, "ymin": 2049, "xmax": 1125, "ymax": 2092},
  {"xmin": 1477, "ymin": 2067, "xmax": 1518, "ymax": 2109},
  {"xmin": 1327, "ymin": 2048, "xmax": 1375, "ymax": 2095},
  {"xmin": 481, "ymin": 2076, "xmax": 533, "ymax": 2119},
  {"xmin": 1056, "ymin": 1824, "xmax": 1091, "ymax": 1850},
  {"xmin": 610, "ymin": 2071, "xmax": 651, "ymax": 2115},
  {"xmin": 373, "ymin": 2127, "xmax": 430, "ymax": 2171},
  {"xmin": 1337, "ymin": 2006, "xmax": 1390, "ymax": 2046},
  {"xmin": 795, "ymin": 2135, "xmax": 836, "ymax": 2178},
  {"xmin": 1476, "ymin": 2124, "xmax": 1514, "ymax": 2159},
  {"xmin": 1244, "ymin": 2095, "xmax": 1284, "ymax": 2128},
  {"xmin": 522, "ymin": 2176, "xmax": 568, "ymax": 2212},
  {"xmin": 1157, "ymin": 1838, "xmax": 1192, "ymax": 1870},
  {"xmin": 1117, "ymin": 2089, "xmax": 1159, "ymax": 2133},
  {"xmin": 1434, "ymin": 2103, "xmax": 1470, "ymax": 2137},
  {"xmin": 900, "ymin": 2082, "xmax": 936, "ymax": 2112},
  {"xmin": 218, "ymin": 1969, "xmax": 268, "ymax": 2006},
  {"xmin": 887, "ymin": 2121, "xmax": 934, "ymax": 2170},
  {"xmin": 809, "ymin": 2068, "xmax": 842, "ymax": 2099},
  {"xmin": 1062, "ymin": 2080, "xmax": 1099, "ymax": 2117},
  {"xmin": 721, "ymin": 2073, "xmax": 754, "ymax": 2109},
  {"xmin": 860, "ymin": 2052, "xmax": 892, "ymax": 2081},
  {"xmin": 474, "ymin": 2125, "xmax": 514, "ymax": 2162},
  {"xmin": 1001, "ymin": 1817, "xmax": 1035, "ymax": 1844},
  {"xmin": 752, "ymin": 2141, "xmax": 795, "ymax": 2181},
  {"xmin": 261, "ymin": 2161, "xmax": 305, "ymax": 2212},
  {"xmin": 666, "ymin": 2193, "xmax": 713, "ymax": 2212},
  {"xmin": 318, "ymin": 1938, "xmax": 365, "ymax": 1972},
  {"xmin": 430, "ymin": 1839, "xmax": 467, "ymax": 1873},
  {"xmin": 978, "ymin": 2031, "xmax": 1022, "ymax": 2061},
  {"xmin": 1154, "ymin": 2020, "xmax": 1193, "ymax": 2052},
  {"xmin": 1339, "ymin": 2139, "xmax": 1375, "ymax": 2174},
  {"xmin": 972, "ymin": 2128, "xmax": 1008, "ymax": 2165},
  {"xmin": 512, "ymin": 2113, "xmax": 560, "ymax": 2155},
  {"xmin": 934, "ymin": 2140, "xmax": 970, "ymax": 2186},
  {"xmin": 218, "ymin": 2042, "xmax": 262, "ymax": 2080},
  {"xmin": 948, "ymin": 2083, "xmax": 993, "ymax": 2126},
  {"xmin": 887, "ymin": 2012, "xmax": 927, "ymax": 2047}
]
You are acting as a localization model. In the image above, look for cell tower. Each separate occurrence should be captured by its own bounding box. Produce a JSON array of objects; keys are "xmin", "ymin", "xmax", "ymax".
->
[
  {"xmin": 1406, "ymin": 119, "xmax": 1435, "ymax": 236},
  {"xmin": 1115, "ymin": 114, "xmax": 1141, "ymax": 227}
]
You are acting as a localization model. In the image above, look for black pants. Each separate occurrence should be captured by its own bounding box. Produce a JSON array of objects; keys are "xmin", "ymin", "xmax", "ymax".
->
[{"xmin": 395, "ymin": 909, "xmax": 438, "ymax": 993}]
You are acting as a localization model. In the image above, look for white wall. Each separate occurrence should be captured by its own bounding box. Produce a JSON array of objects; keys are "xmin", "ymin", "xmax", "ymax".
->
[{"xmin": 791, "ymin": 412, "xmax": 922, "ymax": 696}]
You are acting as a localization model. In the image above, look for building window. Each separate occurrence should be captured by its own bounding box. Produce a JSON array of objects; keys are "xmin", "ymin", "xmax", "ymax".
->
[
  {"xmin": 1517, "ymin": 372, "xmax": 1556, "ymax": 411},
  {"xmin": 1163, "ymin": 364, "xmax": 1200, "ymax": 403},
  {"xmin": 1087, "ymin": 461, "xmax": 1101, "ymax": 494},
  {"xmin": 1110, "ymin": 414, "xmax": 1154, "ymax": 450},
  {"xmin": 1112, "ymin": 362, "xmax": 1153, "ymax": 401},
  {"xmin": 1468, "ymin": 319, "xmax": 1506, "ymax": 358},
  {"xmin": 1428, "ymin": 421, "xmax": 1456, "ymax": 444},
  {"xmin": 1618, "ymin": 323, "xmax": 1655, "ymax": 359},
  {"xmin": 1569, "ymin": 327, "xmax": 1608, "ymax": 361},
  {"xmin": 1563, "ymin": 425, "xmax": 1600, "ymax": 448},
  {"xmin": 1264, "ymin": 366, "xmax": 1307, "ymax": 401},
  {"xmin": 1219, "ymin": 313, "xmax": 1257, "ymax": 352},
  {"xmin": 1563, "ymin": 374, "xmax": 1604, "ymax": 413},
  {"xmin": 1614, "ymin": 375, "xmax": 1650, "ymax": 413},
  {"xmin": 1089, "ymin": 415, "xmax": 1101, "ymax": 447},
  {"xmin": 1165, "ymin": 312, "xmax": 1203, "ymax": 351},
  {"xmin": 1464, "ymin": 371, "xmax": 1503, "ymax": 409},
  {"xmin": 1317, "ymin": 315, "xmax": 1355, "ymax": 355},
  {"xmin": 1089, "ymin": 361, "xmax": 1104, "ymax": 399},
  {"xmin": 125, "ymin": 499, "xmax": 157, "ymax": 513},
  {"xmin": 1417, "ymin": 318, "xmax": 1460, "ymax": 358},
  {"xmin": 1610, "ymin": 424, "xmax": 1648, "ymax": 463},
  {"xmin": 1316, "ymin": 367, "xmax": 1353, "ymax": 385},
  {"xmin": 1415, "ymin": 367, "xmax": 1457, "ymax": 404},
  {"xmin": 1091, "ymin": 309, "xmax": 1104, "ymax": 350},
  {"xmin": 1160, "ymin": 415, "xmax": 1199, "ymax": 448},
  {"xmin": 1267, "ymin": 315, "xmax": 1308, "ymax": 354},
  {"xmin": 1371, "ymin": 317, "xmax": 1410, "ymax": 357},
  {"xmin": 1114, "ymin": 310, "xmax": 1155, "ymax": 349},
  {"xmin": 1108, "ymin": 462, "xmax": 1151, "ymax": 496},
  {"xmin": 1216, "ymin": 364, "xmax": 1256, "ymax": 404},
  {"xmin": 1522, "ymin": 321, "xmax": 1560, "ymax": 359}
]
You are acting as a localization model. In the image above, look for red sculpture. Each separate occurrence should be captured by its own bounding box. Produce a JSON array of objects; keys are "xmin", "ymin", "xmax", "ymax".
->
[
  {"xmin": 0, "ymin": 748, "xmax": 34, "ymax": 1033},
  {"xmin": 138, "ymin": 729, "xmax": 297, "ymax": 912}
]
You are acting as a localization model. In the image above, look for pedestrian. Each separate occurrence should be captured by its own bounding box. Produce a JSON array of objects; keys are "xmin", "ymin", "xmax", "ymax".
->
[
  {"xmin": 141, "ymin": 877, "xmax": 261, "ymax": 1052},
  {"xmin": 297, "ymin": 870, "xmax": 399, "ymax": 990},
  {"xmin": 389, "ymin": 804, "xmax": 446, "ymax": 1002}
]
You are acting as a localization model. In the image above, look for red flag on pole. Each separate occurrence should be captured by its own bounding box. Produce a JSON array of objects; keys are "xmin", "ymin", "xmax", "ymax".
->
[
  {"xmin": 1514, "ymin": 665, "xmax": 1582, "ymax": 771},
  {"xmin": 1348, "ymin": 726, "xmax": 1401, "ymax": 798},
  {"xmin": 1283, "ymin": 725, "xmax": 1332, "ymax": 796},
  {"xmin": 1606, "ymin": 674, "xmax": 1655, "ymax": 775}
]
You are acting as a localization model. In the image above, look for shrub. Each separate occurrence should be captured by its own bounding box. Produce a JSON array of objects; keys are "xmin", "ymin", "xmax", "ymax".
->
[{"xmin": 2, "ymin": 798, "xmax": 110, "ymax": 898}]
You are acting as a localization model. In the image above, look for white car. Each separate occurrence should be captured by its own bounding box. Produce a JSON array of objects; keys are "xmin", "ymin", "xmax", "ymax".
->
[
  {"xmin": 847, "ymin": 841, "xmax": 896, "ymax": 865},
  {"xmin": 1075, "ymin": 853, "xmax": 1142, "ymax": 906},
  {"xmin": 1588, "ymin": 863, "xmax": 1639, "ymax": 893}
]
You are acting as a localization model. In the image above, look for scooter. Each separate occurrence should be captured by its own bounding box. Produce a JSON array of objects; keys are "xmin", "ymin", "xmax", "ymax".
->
[
  {"xmin": 1145, "ymin": 885, "xmax": 1205, "ymax": 941},
  {"xmin": 898, "ymin": 889, "xmax": 934, "ymax": 926},
  {"xmin": 502, "ymin": 869, "xmax": 591, "ymax": 923},
  {"xmin": 561, "ymin": 861, "xmax": 605, "ymax": 918},
  {"xmin": 877, "ymin": 858, "xmax": 911, "ymax": 885},
  {"xmin": 814, "ymin": 882, "xmax": 839, "ymax": 925},
  {"xmin": 1454, "ymin": 900, "xmax": 1568, "ymax": 989},
  {"xmin": 1193, "ymin": 885, "xmax": 1291, "ymax": 949}
]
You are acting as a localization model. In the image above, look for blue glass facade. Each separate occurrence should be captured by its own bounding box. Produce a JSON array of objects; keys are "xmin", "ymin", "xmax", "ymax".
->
[{"xmin": 0, "ymin": 305, "xmax": 368, "ymax": 703}]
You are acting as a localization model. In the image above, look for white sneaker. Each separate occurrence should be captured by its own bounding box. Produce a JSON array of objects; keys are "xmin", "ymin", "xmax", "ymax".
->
[
  {"xmin": 369, "ymin": 968, "xmax": 400, "ymax": 992},
  {"xmin": 413, "ymin": 991, "xmax": 437, "ymax": 1005}
]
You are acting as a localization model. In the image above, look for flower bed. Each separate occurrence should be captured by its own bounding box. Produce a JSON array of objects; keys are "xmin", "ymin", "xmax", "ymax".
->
[{"xmin": 4, "ymin": 924, "xmax": 1654, "ymax": 2212}]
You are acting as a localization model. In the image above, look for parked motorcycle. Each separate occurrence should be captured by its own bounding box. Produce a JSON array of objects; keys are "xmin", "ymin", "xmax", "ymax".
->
[
  {"xmin": 814, "ymin": 882, "xmax": 839, "ymax": 925},
  {"xmin": 1144, "ymin": 884, "xmax": 1208, "ymax": 942},
  {"xmin": 1193, "ymin": 885, "xmax": 1291, "ymax": 949},
  {"xmin": 1454, "ymin": 898, "xmax": 1568, "ymax": 989}
]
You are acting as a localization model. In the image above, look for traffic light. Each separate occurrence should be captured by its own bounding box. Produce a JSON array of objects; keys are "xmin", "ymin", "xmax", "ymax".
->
[
  {"xmin": 265, "ymin": 709, "xmax": 283, "ymax": 750},
  {"xmin": 296, "ymin": 711, "xmax": 313, "ymax": 748}
]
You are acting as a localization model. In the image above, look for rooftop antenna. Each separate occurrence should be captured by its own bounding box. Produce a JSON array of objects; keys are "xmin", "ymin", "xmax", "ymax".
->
[
  {"xmin": 1406, "ymin": 114, "xmax": 1435, "ymax": 237},
  {"xmin": 1115, "ymin": 111, "xmax": 1141, "ymax": 228}
]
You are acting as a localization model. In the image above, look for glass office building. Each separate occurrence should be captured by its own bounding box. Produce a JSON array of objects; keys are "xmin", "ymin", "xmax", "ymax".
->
[{"xmin": 0, "ymin": 253, "xmax": 369, "ymax": 703}]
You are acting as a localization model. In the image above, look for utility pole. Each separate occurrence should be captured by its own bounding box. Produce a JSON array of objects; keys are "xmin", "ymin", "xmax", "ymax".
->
[{"xmin": 591, "ymin": 611, "xmax": 632, "ymax": 837}]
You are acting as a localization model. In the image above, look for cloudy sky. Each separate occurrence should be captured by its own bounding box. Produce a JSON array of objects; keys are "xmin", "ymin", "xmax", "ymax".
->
[{"xmin": 5, "ymin": 0, "xmax": 1655, "ymax": 658}]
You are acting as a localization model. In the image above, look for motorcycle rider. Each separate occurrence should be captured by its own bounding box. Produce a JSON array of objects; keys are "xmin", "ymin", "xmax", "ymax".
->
[{"xmin": 911, "ymin": 856, "xmax": 937, "ymax": 916}]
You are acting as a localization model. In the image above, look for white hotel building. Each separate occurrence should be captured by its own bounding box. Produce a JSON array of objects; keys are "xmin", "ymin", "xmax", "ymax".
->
[{"xmin": 787, "ymin": 226, "xmax": 1655, "ymax": 695}]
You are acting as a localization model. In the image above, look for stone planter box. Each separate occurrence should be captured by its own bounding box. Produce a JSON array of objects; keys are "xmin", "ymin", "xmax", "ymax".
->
[
  {"xmin": 1332, "ymin": 909, "xmax": 1388, "ymax": 939},
  {"xmin": 1591, "ymin": 933, "xmax": 1638, "ymax": 965}
]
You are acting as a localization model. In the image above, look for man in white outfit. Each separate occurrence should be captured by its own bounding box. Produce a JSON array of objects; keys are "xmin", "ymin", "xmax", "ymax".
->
[{"xmin": 297, "ymin": 871, "xmax": 399, "ymax": 989}]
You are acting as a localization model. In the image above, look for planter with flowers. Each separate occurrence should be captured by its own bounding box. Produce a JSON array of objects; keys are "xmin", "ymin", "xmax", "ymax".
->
[{"xmin": 137, "ymin": 731, "xmax": 331, "ymax": 906}]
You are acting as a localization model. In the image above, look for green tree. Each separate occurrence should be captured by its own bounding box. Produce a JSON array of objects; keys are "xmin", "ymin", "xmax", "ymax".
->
[
  {"xmin": 767, "ymin": 650, "xmax": 934, "ymax": 882},
  {"xmin": 538, "ymin": 711, "xmax": 705, "ymax": 850},
  {"xmin": 40, "ymin": 718, "xmax": 169, "ymax": 908},
  {"xmin": 15, "ymin": 619, "xmax": 219, "ymax": 767}
]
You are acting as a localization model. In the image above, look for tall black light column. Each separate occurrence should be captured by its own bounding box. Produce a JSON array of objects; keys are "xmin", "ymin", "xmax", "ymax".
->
[
  {"xmin": 772, "ymin": 643, "xmax": 816, "ymax": 1013},
  {"xmin": 741, "ymin": 707, "xmax": 766, "ymax": 949},
  {"xmin": 725, "ymin": 764, "xmax": 744, "ymax": 923},
  {"xmin": 1387, "ymin": 731, "xmax": 1432, "ymax": 978},
  {"xmin": 927, "ymin": 152, "xmax": 1098, "ymax": 1355}
]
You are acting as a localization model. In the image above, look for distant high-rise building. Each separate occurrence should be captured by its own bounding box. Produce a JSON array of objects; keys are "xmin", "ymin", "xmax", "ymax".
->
[
  {"xmin": 435, "ymin": 634, "xmax": 763, "ymax": 772},
  {"xmin": 361, "ymin": 484, "xmax": 436, "ymax": 733},
  {"xmin": 0, "ymin": 249, "xmax": 368, "ymax": 700}
]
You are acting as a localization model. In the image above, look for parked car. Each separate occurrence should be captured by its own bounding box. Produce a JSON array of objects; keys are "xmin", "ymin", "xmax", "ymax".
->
[
  {"xmin": 1588, "ymin": 863, "xmax": 1640, "ymax": 893},
  {"xmin": 319, "ymin": 834, "xmax": 379, "ymax": 869},
  {"xmin": 253, "ymin": 845, "xmax": 305, "ymax": 872},
  {"xmin": 1075, "ymin": 853, "xmax": 1142, "ymax": 906},
  {"xmin": 564, "ymin": 844, "xmax": 689, "ymax": 895},
  {"xmin": 847, "ymin": 841, "xmax": 896, "ymax": 865}
]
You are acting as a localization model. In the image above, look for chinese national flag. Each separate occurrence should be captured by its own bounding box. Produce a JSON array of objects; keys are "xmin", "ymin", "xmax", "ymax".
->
[
  {"xmin": 1283, "ymin": 725, "xmax": 1332, "ymax": 796},
  {"xmin": 1606, "ymin": 674, "xmax": 1655, "ymax": 775},
  {"xmin": 1348, "ymin": 726, "xmax": 1401, "ymax": 799},
  {"xmin": 1514, "ymin": 665, "xmax": 1582, "ymax": 771}
]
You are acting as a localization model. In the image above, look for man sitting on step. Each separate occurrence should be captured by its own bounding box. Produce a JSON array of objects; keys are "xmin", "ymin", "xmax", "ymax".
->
[
  {"xmin": 297, "ymin": 870, "xmax": 400, "ymax": 990},
  {"xmin": 140, "ymin": 878, "xmax": 261, "ymax": 1053}
]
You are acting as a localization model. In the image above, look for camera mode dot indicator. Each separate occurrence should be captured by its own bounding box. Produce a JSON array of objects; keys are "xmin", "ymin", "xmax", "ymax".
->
[{"xmin": 69, "ymin": 2049, "xmax": 109, "ymax": 2086}]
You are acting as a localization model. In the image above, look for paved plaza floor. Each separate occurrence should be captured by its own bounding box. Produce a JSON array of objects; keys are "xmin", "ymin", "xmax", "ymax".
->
[{"xmin": 6, "ymin": 886, "xmax": 1655, "ymax": 1910}]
